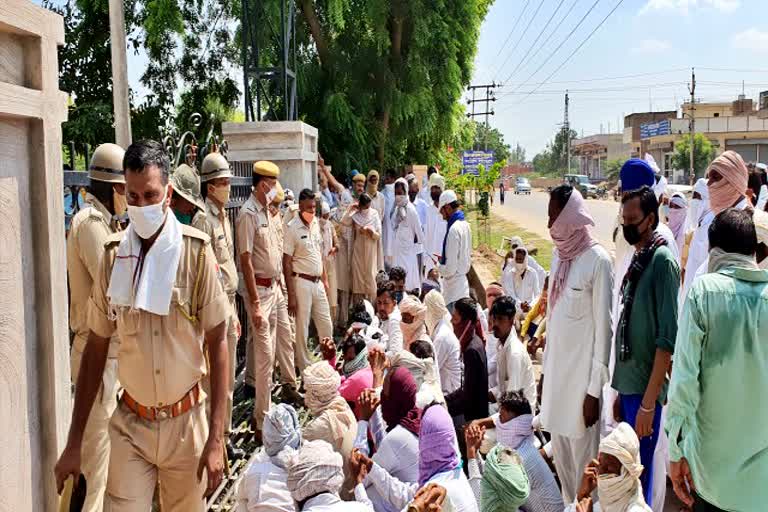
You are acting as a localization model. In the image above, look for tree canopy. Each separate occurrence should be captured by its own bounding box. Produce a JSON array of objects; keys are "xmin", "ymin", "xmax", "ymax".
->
[
  {"xmin": 671, "ymin": 133, "xmax": 716, "ymax": 179},
  {"xmin": 471, "ymin": 121, "xmax": 511, "ymax": 163},
  {"xmin": 532, "ymin": 128, "xmax": 577, "ymax": 176}
]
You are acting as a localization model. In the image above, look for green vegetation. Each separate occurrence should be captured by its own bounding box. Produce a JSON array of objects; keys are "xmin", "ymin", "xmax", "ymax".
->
[
  {"xmin": 532, "ymin": 127, "xmax": 578, "ymax": 177},
  {"xmin": 671, "ymin": 133, "xmax": 717, "ymax": 179}
]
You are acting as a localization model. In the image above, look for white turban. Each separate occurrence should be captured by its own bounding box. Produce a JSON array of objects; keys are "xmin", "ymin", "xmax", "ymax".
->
[
  {"xmin": 320, "ymin": 201, "xmax": 330, "ymax": 216},
  {"xmin": 390, "ymin": 349, "xmax": 445, "ymax": 408},
  {"xmin": 597, "ymin": 423, "xmax": 651, "ymax": 512},
  {"xmin": 509, "ymin": 236, "xmax": 524, "ymax": 249},
  {"xmin": 693, "ymin": 178, "xmax": 709, "ymax": 200},
  {"xmin": 287, "ymin": 439, "xmax": 344, "ymax": 503},
  {"xmin": 424, "ymin": 289, "xmax": 450, "ymax": 336},
  {"xmin": 263, "ymin": 404, "xmax": 302, "ymax": 459},
  {"xmin": 302, "ymin": 361, "xmax": 341, "ymax": 415},
  {"xmin": 428, "ymin": 173, "xmax": 446, "ymax": 191},
  {"xmin": 399, "ymin": 294, "xmax": 428, "ymax": 344}
]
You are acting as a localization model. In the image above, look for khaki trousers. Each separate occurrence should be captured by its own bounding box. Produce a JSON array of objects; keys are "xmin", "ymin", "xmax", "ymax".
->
[
  {"xmin": 203, "ymin": 294, "xmax": 239, "ymax": 434},
  {"xmin": 71, "ymin": 341, "xmax": 120, "ymax": 512},
  {"xmin": 245, "ymin": 282, "xmax": 278, "ymax": 428},
  {"xmin": 275, "ymin": 286, "xmax": 297, "ymax": 387},
  {"xmin": 293, "ymin": 276, "xmax": 333, "ymax": 373},
  {"xmin": 104, "ymin": 401, "xmax": 208, "ymax": 512}
]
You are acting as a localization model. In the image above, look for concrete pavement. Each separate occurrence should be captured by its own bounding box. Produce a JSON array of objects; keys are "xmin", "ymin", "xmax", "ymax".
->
[{"xmin": 493, "ymin": 189, "xmax": 620, "ymax": 248}]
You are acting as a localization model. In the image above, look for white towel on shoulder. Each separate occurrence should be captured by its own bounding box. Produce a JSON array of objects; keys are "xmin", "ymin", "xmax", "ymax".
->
[{"xmin": 107, "ymin": 212, "xmax": 183, "ymax": 316}]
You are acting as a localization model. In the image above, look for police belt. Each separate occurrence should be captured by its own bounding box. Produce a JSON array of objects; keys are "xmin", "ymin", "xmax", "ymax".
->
[
  {"xmin": 293, "ymin": 272, "xmax": 321, "ymax": 283},
  {"xmin": 121, "ymin": 383, "xmax": 201, "ymax": 421}
]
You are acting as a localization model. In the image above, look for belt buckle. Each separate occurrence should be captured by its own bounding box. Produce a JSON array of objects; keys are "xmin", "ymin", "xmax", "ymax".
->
[{"xmin": 157, "ymin": 408, "xmax": 169, "ymax": 420}]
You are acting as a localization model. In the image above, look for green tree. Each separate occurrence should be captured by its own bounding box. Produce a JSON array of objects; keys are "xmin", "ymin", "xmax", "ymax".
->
[
  {"xmin": 671, "ymin": 133, "xmax": 716, "ymax": 179},
  {"xmin": 531, "ymin": 127, "xmax": 577, "ymax": 177},
  {"xmin": 509, "ymin": 142, "xmax": 526, "ymax": 164},
  {"xmin": 296, "ymin": 0, "xmax": 492, "ymax": 171},
  {"xmin": 604, "ymin": 158, "xmax": 624, "ymax": 183},
  {"xmin": 471, "ymin": 121, "xmax": 511, "ymax": 162}
]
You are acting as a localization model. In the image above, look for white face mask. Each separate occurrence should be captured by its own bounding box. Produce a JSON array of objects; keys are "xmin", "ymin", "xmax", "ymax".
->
[
  {"xmin": 385, "ymin": 183, "xmax": 395, "ymax": 192},
  {"xmin": 265, "ymin": 184, "xmax": 278, "ymax": 204},
  {"xmin": 688, "ymin": 198, "xmax": 702, "ymax": 225},
  {"xmin": 515, "ymin": 261, "xmax": 527, "ymax": 273},
  {"xmin": 395, "ymin": 195, "xmax": 408, "ymax": 207},
  {"xmin": 128, "ymin": 188, "xmax": 168, "ymax": 239}
]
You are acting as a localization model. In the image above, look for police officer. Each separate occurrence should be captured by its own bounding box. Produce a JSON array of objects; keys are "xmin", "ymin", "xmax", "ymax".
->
[
  {"xmin": 283, "ymin": 188, "xmax": 334, "ymax": 371},
  {"xmin": 195, "ymin": 152, "xmax": 243, "ymax": 459},
  {"xmin": 236, "ymin": 161, "xmax": 282, "ymax": 440},
  {"xmin": 65, "ymin": 142, "xmax": 126, "ymax": 512},
  {"xmin": 170, "ymin": 163, "xmax": 206, "ymax": 225},
  {"xmin": 55, "ymin": 140, "xmax": 231, "ymax": 510}
]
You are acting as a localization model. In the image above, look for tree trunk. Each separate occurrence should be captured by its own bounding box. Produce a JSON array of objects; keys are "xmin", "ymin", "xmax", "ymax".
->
[
  {"xmin": 375, "ymin": 14, "xmax": 403, "ymax": 166},
  {"xmin": 296, "ymin": 0, "xmax": 330, "ymax": 68}
]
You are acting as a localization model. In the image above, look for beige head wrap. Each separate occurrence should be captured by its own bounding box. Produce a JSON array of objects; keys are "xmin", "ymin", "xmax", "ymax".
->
[
  {"xmin": 302, "ymin": 361, "xmax": 341, "ymax": 415},
  {"xmin": 597, "ymin": 423, "xmax": 651, "ymax": 512},
  {"xmin": 390, "ymin": 349, "xmax": 445, "ymax": 408},
  {"xmin": 287, "ymin": 439, "xmax": 344, "ymax": 503},
  {"xmin": 424, "ymin": 289, "xmax": 450, "ymax": 336},
  {"xmin": 708, "ymin": 151, "xmax": 748, "ymax": 214},
  {"xmin": 428, "ymin": 173, "xmax": 446, "ymax": 191},
  {"xmin": 399, "ymin": 294, "xmax": 428, "ymax": 344}
]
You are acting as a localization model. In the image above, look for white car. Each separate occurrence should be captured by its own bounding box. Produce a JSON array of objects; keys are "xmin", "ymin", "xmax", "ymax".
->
[{"xmin": 515, "ymin": 177, "xmax": 531, "ymax": 194}]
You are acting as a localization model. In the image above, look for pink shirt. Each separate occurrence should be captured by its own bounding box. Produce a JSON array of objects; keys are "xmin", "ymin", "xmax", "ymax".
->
[{"xmin": 329, "ymin": 359, "xmax": 374, "ymax": 419}]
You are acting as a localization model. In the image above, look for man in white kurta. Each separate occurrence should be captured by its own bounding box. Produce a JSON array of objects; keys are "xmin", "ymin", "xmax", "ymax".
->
[
  {"xmin": 367, "ymin": 170, "xmax": 386, "ymax": 272},
  {"xmin": 501, "ymin": 247, "xmax": 541, "ymax": 313},
  {"xmin": 424, "ymin": 290, "xmax": 463, "ymax": 396},
  {"xmin": 542, "ymin": 186, "xmax": 613, "ymax": 504},
  {"xmin": 391, "ymin": 178, "xmax": 424, "ymax": 292},
  {"xmin": 424, "ymin": 174, "xmax": 447, "ymax": 274},
  {"xmin": 436, "ymin": 190, "xmax": 472, "ymax": 308}
]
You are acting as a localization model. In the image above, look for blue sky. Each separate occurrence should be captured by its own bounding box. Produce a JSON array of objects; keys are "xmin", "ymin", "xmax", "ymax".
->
[
  {"xmin": 472, "ymin": 0, "xmax": 768, "ymax": 155},
  {"xmin": 41, "ymin": 0, "xmax": 768, "ymax": 158}
]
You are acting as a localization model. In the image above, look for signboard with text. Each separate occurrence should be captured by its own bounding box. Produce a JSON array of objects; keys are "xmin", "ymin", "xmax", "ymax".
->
[
  {"xmin": 640, "ymin": 119, "xmax": 671, "ymax": 139},
  {"xmin": 461, "ymin": 150, "xmax": 495, "ymax": 175}
]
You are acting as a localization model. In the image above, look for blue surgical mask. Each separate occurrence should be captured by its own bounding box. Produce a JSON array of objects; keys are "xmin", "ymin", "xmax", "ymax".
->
[
  {"xmin": 393, "ymin": 291, "xmax": 404, "ymax": 304},
  {"xmin": 173, "ymin": 209, "xmax": 193, "ymax": 225},
  {"xmin": 661, "ymin": 204, "xmax": 670, "ymax": 220}
]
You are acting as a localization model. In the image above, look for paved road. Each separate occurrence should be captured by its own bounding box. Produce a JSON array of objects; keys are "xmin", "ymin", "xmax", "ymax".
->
[{"xmin": 493, "ymin": 190, "xmax": 620, "ymax": 248}]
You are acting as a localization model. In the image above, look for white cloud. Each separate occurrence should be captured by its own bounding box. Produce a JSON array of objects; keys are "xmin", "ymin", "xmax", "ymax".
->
[
  {"xmin": 639, "ymin": 0, "xmax": 740, "ymax": 15},
  {"xmin": 631, "ymin": 39, "xmax": 672, "ymax": 54},
  {"xmin": 732, "ymin": 28, "xmax": 768, "ymax": 52}
]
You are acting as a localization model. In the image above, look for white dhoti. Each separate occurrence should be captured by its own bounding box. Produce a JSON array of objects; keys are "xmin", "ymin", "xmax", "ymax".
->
[{"xmin": 551, "ymin": 425, "xmax": 601, "ymax": 504}]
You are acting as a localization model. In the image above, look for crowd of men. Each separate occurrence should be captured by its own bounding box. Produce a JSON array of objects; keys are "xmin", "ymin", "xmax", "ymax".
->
[{"xmin": 54, "ymin": 138, "xmax": 767, "ymax": 512}]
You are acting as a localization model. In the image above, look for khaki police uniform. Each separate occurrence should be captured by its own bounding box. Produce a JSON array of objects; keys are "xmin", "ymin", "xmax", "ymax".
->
[
  {"xmin": 192, "ymin": 197, "xmax": 240, "ymax": 434},
  {"xmin": 270, "ymin": 204, "xmax": 299, "ymax": 388},
  {"xmin": 67, "ymin": 194, "xmax": 122, "ymax": 512},
  {"xmin": 236, "ymin": 190, "xmax": 282, "ymax": 429},
  {"xmin": 284, "ymin": 215, "xmax": 333, "ymax": 370},
  {"xmin": 88, "ymin": 225, "xmax": 229, "ymax": 511},
  {"xmin": 66, "ymin": 142, "xmax": 125, "ymax": 512}
]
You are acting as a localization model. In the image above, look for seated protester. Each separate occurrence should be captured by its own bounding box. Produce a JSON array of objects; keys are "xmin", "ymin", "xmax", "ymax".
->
[
  {"xmin": 465, "ymin": 424, "xmax": 530, "ymax": 512},
  {"xmin": 384, "ymin": 342, "xmax": 445, "ymax": 409},
  {"xmin": 353, "ymin": 404, "xmax": 480, "ymax": 512},
  {"xmin": 347, "ymin": 306, "xmax": 384, "ymax": 350},
  {"xmin": 420, "ymin": 268, "xmax": 442, "ymax": 300},
  {"xmin": 482, "ymin": 283, "xmax": 505, "ymax": 395},
  {"xmin": 352, "ymin": 367, "xmax": 422, "ymax": 512},
  {"xmin": 399, "ymin": 294, "xmax": 430, "ymax": 350},
  {"xmin": 473, "ymin": 391, "xmax": 564, "ymax": 512},
  {"xmin": 446, "ymin": 298, "xmax": 489, "ymax": 425},
  {"xmin": 388, "ymin": 266, "xmax": 407, "ymax": 304},
  {"xmin": 287, "ymin": 439, "xmax": 373, "ymax": 512},
  {"xmin": 501, "ymin": 246, "xmax": 541, "ymax": 315},
  {"xmin": 509, "ymin": 236, "xmax": 547, "ymax": 288},
  {"xmin": 424, "ymin": 290, "xmax": 463, "ymax": 396},
  {"xmin": 566, "ymin": 423, "xmax": 651, "ymax": 512},
  {"xmin": 350, "ymin": 299, "xmax": 380, "ymax": 332},
  {"xmin": 319, "ymin": 334, "xmax": 374, "ymax": 420},
  {"xmin": 301, "ymin": 361, "xmax": 358, "ymax": 498},
  {"xmin": 488, "ymin": 296, "xmax": 537, "ymax": 411},
  {"xmin": 237, "ymin": 404, "xmax": 301, "ymax": 512},
  {"xmin": 376, "ymin": 282, "xmax": 404, "ymax": 357}
]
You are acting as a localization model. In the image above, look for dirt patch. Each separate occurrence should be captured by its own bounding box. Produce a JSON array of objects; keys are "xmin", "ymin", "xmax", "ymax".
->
[{"xmin": 473, "ymin": 244, "xmax": 503, "ymax": 286}]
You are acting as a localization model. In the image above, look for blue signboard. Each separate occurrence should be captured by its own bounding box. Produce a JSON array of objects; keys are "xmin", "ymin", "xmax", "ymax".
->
[
  {"xmin": 461, "ymin": 150, "xmax": 495, "ymax": 175},
  {"xmin": 640, "ymin": 119, "xmax": 671, "ymax": 139}
]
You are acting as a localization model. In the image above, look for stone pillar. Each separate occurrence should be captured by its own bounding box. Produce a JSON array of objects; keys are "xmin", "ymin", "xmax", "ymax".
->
[
  {"xmin": 223, "ymin": 121, "xmax": 318, "ymax": 194},
  {"xmin": 0, "ymin": 2, "xmax": 70, "ymax": 510}
]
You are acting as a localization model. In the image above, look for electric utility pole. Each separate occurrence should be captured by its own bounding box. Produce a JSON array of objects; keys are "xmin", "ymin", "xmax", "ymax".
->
[
  {"xmin": 688, "ymin": 68, "xmax": 696, "ymax": 184},
  {"xmin": 563, "ymin": 91, "xmax": 570, "ymax": 175},
  {"xmin": 466, "ymin": 82, "xmax": 498, "ymax": 150},
  {"xmin": 108, "ymin": 0, "xmax": 132, "ymax": 147}
]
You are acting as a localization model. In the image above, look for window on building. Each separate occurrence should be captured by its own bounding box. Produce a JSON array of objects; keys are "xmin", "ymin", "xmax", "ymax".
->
[{"xmin": 714, "ymin": 113, "xmax": 720, "ymax": 117}]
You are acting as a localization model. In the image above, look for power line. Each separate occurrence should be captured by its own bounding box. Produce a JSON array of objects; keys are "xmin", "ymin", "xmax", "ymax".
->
[
  {"xmin": 499, "ymin": 67, "xmax": 688, "ymax": 86},
  {"xmin": 506, "ymin": 0, "xmax": 603, "ymax": 97},
  {"xmin": 493, "ymin": 0, "xmax": 549, "ymax": 82},
  {"xmin": 499, "ymin": 0, "xmax": 569, "ymax": 85},
  {"xmin": 512, "ymin": 0, "xmax": 628, "ymax": 107},
  {"xmin": 493, "ymin": 0, "xmax": 531, "ymax": 59}
]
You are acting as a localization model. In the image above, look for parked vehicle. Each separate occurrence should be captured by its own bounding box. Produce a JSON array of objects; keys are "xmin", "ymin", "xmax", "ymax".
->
[
  {"xmin": 515, "ymin": 177, "xmax": 531, "ymax": 194},
  {"xmin": 564, "ymin": 174, "xmax": 598, "ymax": 198}
]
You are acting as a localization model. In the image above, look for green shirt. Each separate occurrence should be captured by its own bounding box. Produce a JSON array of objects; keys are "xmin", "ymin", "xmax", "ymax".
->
[
  {"xmin": 611, "ymin": 246, "xmax": 679, "ymax": 403},
  {"xmin": 666, "ymin": 266, "xmax": 768, "ymax": 511}
]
